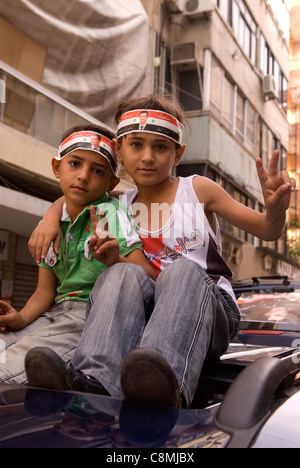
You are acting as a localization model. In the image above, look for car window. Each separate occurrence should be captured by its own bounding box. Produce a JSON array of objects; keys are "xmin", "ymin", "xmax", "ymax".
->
[{"xmin": 238, "ymin": 292, "xmax": 300, "ymax": 324}]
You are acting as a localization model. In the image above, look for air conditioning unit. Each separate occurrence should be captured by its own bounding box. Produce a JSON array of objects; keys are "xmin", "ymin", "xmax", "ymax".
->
[
  {"xmin": 183, "ymin": 0, "xmax": 215, "ymax": 18},
  {"xmin": 171, "ymin": 42, "xmax": 203, "ymax": 70},
  {"xmin": 262, "ymin": 75, "xmax": 278, "ymax": 101},
  {"xmin": 164, "ymin": 0, "xmax": 185, "ymax": 13}
]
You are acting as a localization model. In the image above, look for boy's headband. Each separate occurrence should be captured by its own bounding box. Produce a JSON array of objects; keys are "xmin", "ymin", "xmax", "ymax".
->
[
  {"xmin": 117, "ymin": 110, "xmax": 184, "ymax": 145},
  {"xmin": 57, "ymin": 131, "xmax": 118, "ymax": 175}
]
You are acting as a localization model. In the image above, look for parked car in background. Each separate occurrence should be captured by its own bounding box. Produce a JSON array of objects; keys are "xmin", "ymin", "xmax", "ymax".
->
[{"xmin": 232, "ymin": 276, "xmax": 300, "ymax": 348}]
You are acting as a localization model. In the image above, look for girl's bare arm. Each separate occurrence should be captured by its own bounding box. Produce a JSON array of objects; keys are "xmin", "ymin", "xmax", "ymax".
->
[{"xmin": 193, "ymin": 151, "xmax": 295, "ymax": 242}]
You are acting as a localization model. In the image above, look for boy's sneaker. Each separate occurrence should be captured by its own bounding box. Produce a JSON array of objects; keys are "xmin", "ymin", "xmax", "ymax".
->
[
  {"xmin": 25, "ymin": 347, "xmax": 110, "ymax": 396},
  {"xmin": 120, "ymin": 348, "xmax": 181, "ymax": 408}
]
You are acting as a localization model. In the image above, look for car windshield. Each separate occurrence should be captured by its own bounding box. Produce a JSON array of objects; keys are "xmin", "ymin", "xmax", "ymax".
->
[{"xmin": 238, "ymin": 292, "xmax": 300, "ymax": 324}]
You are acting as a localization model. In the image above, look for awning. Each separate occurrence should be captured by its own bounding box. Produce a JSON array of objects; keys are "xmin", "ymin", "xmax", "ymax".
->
[{"xmin": 0, "ymin": 186, "xmax": 51, "ymax": 238}]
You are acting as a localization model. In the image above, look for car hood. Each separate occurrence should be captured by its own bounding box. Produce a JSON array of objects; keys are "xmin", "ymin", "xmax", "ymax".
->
[
  {"xmin": 223, "ymin": 343, "xmax": 291, "ymax": 362},
  {"xmin": 0, "ymin": 385, "xmax": 230, "ymax": 449},
  {"xmin": 0, "ymin": 346, "xmax": 293, "ymax": 448}
]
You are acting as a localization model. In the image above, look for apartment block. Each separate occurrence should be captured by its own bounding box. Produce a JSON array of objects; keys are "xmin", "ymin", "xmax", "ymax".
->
[
  {"xmin": 288, "ymin": 0, "xmax": 300, "ymax": 262},
  {"xmin": 142, "ymin": 0, "xmax": 300, "ymax": 279},
  {"xmin": 0, "ymin": 16, "xmax": 132, "ymax": 307}
]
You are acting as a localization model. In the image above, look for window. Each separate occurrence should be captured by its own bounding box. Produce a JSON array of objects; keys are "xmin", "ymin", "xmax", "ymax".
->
[
  {"xmin": 210, "ymin": 58, "xmax": 223, "ymax": 111},
  {"xmin": 234, "ymin": 1, "xmax": 257, "ymax": 65},
  {"xmin": 259, "ymin": 119, "xmax": 288, "ymax": 172},
  {"xmin": 274, "ymin": 60, "xmax": 280, "ymax": 98},
  {"xmin": 178, "ymin": 69, "xmax": 203, "ymax": 112},
  {"xmin": 210, "ymin": 57, "xmax": 234, "ymax": 129},
  {"xmin": 260, "ymin": 121, "xmax": 269, "ymax": 169},
  {"xmin": 246, "ymin": 101, "xmax": 256, "ymax": 145},
  {"xmin": 218, "ymin": 0, "xmax": 257, "ymax": 66},
  {"xmin": 236, "ymin": 92, "xmax": 245, "ymax": 143},
  {"xmin": 158, "ymin": 43, "xmax": 173, "ymax": 96},
  {"xmin": 176, "ymin": 161, "xmax": 256, "ymax": 243},
  {"xmin": 215, "ymin": 170, "xmax": 256, "ymax": 244},
  {"xmin": 260, "ymin": 35, "xmax": 268, "ymax": 75},
  {"xmin": 208, "ymin": 56, "xmax": 284, "ymax": 159},
  {"xmin": 217, "ymin": 0, "xmax": 230, "ymax": 22},
  {"xmin": 223, "ymin": 76, "xmax": 234, "ymax": 129},
  {"xmin": 260, "ymin": 34, "xmax": 288, "ymax": 113},
  {"xmin": 279, "ymin": 74, "xmax": 288, "ymax": 113}
]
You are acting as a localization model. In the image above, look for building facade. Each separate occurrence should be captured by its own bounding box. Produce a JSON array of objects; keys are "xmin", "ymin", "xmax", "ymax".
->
[
  {"xmin": 0, "ymin": 14, "xmax": 136, "ymax": 307},
  {"xmin": 288, "ymin": 0, "xmax": 300, "ymax": 263},
  {"xmin": 141, "ymin": 0, "xmax": 300, "ymax": 279}
]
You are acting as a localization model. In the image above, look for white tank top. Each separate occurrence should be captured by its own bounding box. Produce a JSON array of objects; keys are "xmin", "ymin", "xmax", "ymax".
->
[{"xmin": 121, "ymin": 176, "xmax": 236, "ymax": 302}]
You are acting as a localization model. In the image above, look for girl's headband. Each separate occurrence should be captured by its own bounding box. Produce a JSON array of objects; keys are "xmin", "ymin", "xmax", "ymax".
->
[
  {"xmin": 57, "ymin": 131, "xmax": 118, "ymax": 175},
  {"xmin": 117, "ymin": 110, "xmax": 184, "ymax": 145}
]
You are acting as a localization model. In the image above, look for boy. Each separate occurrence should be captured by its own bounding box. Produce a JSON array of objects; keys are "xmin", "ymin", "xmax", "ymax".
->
[
  {"xmin": 26, "ymin": 96, "xmax": 295, "ymax": 407},
  {"xmin": 0, "ymin": 124, "xmax": 153, "ymax": 386}
]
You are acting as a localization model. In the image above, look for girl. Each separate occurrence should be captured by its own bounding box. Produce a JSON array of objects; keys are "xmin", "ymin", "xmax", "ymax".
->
[{"xmin": 26, "ymin": 95, "xmax": 295, "ymax": 408}]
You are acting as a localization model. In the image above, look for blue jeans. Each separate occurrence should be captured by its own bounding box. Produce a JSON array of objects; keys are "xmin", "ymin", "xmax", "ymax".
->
[
  {"xmin": 0, "ymin": 302, "xmax": 86, "ymax": 385},
  {"xmin": 72, "ymin": 260, "xmax": 240, "ymax": 407}
]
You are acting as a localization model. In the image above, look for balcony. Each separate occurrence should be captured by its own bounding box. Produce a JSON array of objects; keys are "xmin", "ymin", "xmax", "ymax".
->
[
  {"xmin": 0, "ymin": 60, "xmax": 109, "ymax": 150},
  {"xmin": 0, "ymin": 59, "xmax": 114, "ymax": 204},
  {"xmin": 0, "ymin": 60, "xmax": 110, "ymax": 238},
  {"xmin": 178, "ymin": 112, "xmax": 291, "ymax": 261}
]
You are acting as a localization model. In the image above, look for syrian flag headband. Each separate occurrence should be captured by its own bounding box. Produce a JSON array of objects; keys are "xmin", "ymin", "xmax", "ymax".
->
[
  {"xmin": 57, "ymin": 131, "xmax": 118, "ymax": 175},
  {"xmin": 117, "ymin": 110, "xmax": 184, "ymax": 145}
]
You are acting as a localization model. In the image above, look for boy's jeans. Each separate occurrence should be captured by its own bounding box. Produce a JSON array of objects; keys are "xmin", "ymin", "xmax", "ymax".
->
[
  {"xmin": 0, "ymin": 302, "xmax": 86, "ymax": 385},
  {"xmin": 72, "ymin": 260, "xmax": 240, "ymax": 407}
]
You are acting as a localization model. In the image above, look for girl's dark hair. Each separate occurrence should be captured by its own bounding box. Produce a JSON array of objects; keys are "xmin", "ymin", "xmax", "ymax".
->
[
  {"xmin": 60, "ymin": 123, "xmax": 115, "ymax": 144},
  {"xmin": 115, "ymin": 94, "xmax": 186, "ymax": 126}
]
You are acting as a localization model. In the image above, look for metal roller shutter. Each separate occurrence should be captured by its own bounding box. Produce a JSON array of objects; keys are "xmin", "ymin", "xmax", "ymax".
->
[{"xmin": 12, "ymin": 263, "xmax": 39, "ymax": 310}]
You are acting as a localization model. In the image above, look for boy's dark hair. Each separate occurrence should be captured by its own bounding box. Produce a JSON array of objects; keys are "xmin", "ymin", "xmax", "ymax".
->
[
  {"xmin": 115, "ymin": 94, "xmax": 185, "ymax": 126},
  {"xmin": 60, "ymin": 123, "xmax": 115, "ymax": 144}
]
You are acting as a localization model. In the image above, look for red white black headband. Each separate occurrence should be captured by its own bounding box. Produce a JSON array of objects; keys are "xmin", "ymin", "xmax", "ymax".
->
[
  {"xmin": 117, "ymin": 110, "xmax": 184, "ymax": 145},
  {"xmin": 57, "ymin": 131, "xmax": 118, "ymax": 175}
]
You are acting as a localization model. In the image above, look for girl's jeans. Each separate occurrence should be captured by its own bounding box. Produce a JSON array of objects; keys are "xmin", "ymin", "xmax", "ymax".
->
[{"xmin": 72, "ymin": 260, "xmax": 240, "ymax": 407}]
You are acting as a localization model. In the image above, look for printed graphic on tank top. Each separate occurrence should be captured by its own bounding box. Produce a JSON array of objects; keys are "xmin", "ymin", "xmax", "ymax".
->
[{"xmin": 121, "ymin": 176, "xmax": 236, "ymax": 302}]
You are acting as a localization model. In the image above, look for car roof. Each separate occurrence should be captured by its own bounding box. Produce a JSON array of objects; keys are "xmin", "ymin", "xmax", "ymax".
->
[{"xmin": 232, "ymin": 275, "xmax": 300, "ymax": 296}]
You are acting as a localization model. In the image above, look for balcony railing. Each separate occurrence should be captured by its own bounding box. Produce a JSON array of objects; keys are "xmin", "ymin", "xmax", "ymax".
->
[{"xmin": 0, "ymin": 60, "xmax": 110, "ymax": 149}]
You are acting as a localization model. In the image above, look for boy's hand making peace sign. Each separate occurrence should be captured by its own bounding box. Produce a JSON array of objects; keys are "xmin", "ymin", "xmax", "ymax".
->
[
  {"xmin": 89, "ymin": 206, "xmax": 120, "ymax": 267},
  {"xmin": 256, "ymin": 150, "xmax": 296, "ymax": 218}
]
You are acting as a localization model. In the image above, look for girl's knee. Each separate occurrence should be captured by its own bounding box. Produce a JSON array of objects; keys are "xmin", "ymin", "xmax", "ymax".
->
[{"xmin": 160, "ymin": 259, "xmax": 206, "ymax": 279}]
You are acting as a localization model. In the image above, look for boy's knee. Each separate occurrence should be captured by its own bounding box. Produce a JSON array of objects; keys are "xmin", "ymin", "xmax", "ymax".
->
[
  {"xmin": 88, "ymin": 262, "xmax": 154, "ymax": 311},
  {"xmin": 156, "ymin": 260, "xmax": 211, "ymax": 295}
]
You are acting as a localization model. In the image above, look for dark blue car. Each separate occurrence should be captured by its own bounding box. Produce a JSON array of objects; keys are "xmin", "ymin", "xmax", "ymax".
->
[
  {"xmin": 1, "ymin": 276, "xmax": 300, "ymax": 449},
  {"xmin": 1, "ymin": 343, "xmax": 300, "ymax": 449}
]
